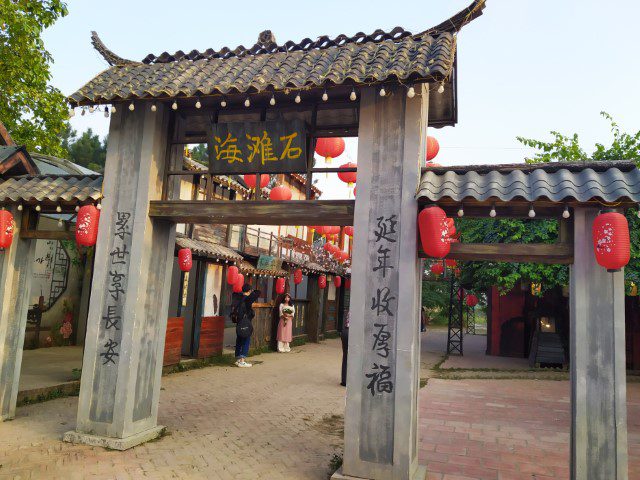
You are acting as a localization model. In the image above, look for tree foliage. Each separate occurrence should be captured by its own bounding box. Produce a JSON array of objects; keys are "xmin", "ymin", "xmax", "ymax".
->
[
  {"xmin": 62, "ymin": 127, "xmax": 107, "ymax": 172},
  {"xmin": 0, "ymin": 1, "xmax": 69, "ymax": 156}
]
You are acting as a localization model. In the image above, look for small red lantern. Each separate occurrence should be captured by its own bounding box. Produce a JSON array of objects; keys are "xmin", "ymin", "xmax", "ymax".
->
[
  {"xmin": 294, "ymin": 268, "xmax": 303, "ymax": 285},
  {"xmin": 0, "ymin": 210, "xmax": 15, "ymax": 249},
  {"xmin": 345, "ymin": 278, "xmax": 351, "ymax": 289},
  {"xmin": 315, "ymin": 138, "xmax": 345, "ymax": 164},
  {"xmin": 270, "ymin": 185, "xmax": 292, "ymax": 201},
  {"xmin": 318, "ymin": 275, "xmax": 327, "ymax": 289},
  {"xmin": 339, "ymin": 251, "xmax": 349, "ymax": 262},
  {"xmin": 426, "ymin": 136, "xmax": 440, "ymax": 162},
  {"xmin": 344, "ymin": 226, "xmax": 354, "ymax": 237},
  {"xmin": 233, "ymin": 273, "xmax": 245, "ymax": 293},
  {"xmin": 326, "ymin": 226, "xmax": 340, "ymax": 235},
  {"xmin": 323, "ymin": 242, "xmax": 333, "ymax": 254},
  {"xmin": 75, "ymin": 205, "xmax": 100, "ymax": 247},
  {"xmin": 430, "ymin": 263, "xmax": 444, "ymax": 276},
  {"xmin": 178, "ymin": 248, "xmax": 192, "ymax": 272},
  {"xmin": 337, "ymin": 162, "xmax": 357, "ymax": 187},
  {"xmin": 227, "ymin": 265, "xmax": 239, "ymax": 285},
  {"xmin": 275, "ymin": 277, "xmax": 286, "ymax": 295},
  {"xmin": 243, "ymin": 174, "xmax": 269, "ymax": 190},
  {"xmin": 466, "ymin": 294, "xmax": 479, "ymax": 307},
  {"xmin": 454, "ymin": 268, "xmax": 461, "ymax": 277},
  {"xmin": 445, "ymin": 218, "xmax": 456, "ymax": 237},
  {"xmin": 593, "ymin": 212, "xmax": 630, "ymax": 272},
  {"xmin": 418, "ymin": 206, "xmax": 451, "ymax": 258},
  {"xmin": 334, "ymin": 276, "xmax": 342, "ymax": 288},
  {"xmin": 445, "ymin": 259, "xmax": 457, "ymax": 268}
]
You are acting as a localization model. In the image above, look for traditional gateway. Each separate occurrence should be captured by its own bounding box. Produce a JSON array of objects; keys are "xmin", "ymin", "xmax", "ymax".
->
[{"xmin": 0, "ymin": 0, "xmax": 635, "ymax": 478}]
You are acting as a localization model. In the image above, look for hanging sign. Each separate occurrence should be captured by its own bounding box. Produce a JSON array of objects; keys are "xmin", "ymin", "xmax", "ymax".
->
[
  {"xmin": 208, "ymin": 119, "xmax": 307, "ymax": 174},
  {"xmin": 257, "ymin": 254, "xmax": 283, "ymax": 271}
]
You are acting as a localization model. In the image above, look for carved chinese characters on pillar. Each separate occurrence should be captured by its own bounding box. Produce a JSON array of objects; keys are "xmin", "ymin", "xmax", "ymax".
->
[{"xmin": 99, "ymin": 211, "xmax": 131, "ymax": 366}]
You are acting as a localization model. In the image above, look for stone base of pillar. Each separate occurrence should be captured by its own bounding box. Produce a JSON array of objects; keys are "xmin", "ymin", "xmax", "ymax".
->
[
  {"xmin": 62, "ymin": 425, "xmax": 166, "ymax": 451},
  {"xmin": 331, "ymin": 466, "xmax": 427, "ymax": 480}
]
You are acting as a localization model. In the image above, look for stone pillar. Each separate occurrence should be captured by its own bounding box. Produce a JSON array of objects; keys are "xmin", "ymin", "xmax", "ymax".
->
[
  {"xmin": 570, "ymin": 207, "xmax": 628, "ymax": 479},
  {"xmin": 63, "ymin": 104, "xmax": 177, "ymax": 449},
  {"xmin": 335, "ymin": 85, "xmax": 427, "ymax": 480},
  {"xmin": 0, "ymin": 207, "xmax": 35, "ymax": 420}
]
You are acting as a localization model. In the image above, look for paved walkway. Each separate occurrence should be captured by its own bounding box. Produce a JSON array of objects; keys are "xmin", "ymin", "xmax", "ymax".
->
[{"xmin": 19, "ymin": 346, "xmax": 83, "ymax": 391}]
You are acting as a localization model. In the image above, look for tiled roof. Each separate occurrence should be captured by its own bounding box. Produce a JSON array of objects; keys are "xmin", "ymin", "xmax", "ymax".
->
[
  {"xmin": 417, "ymin": 161, "xmax": 640, "ymax": 204},
  {"xmin": 69, "ymin": 1, "xmax": 485, "ymax": 105},
  {"xmin": 175, "ymin": 235, "xmax": 242, "ymax": 262},
  {"xmin": 238, "ymin": 259, "xmax": 289, "ymax": 277},
  {"xmin": 0, "ymin": 175, "xmax": 103, "ymax": 204}
]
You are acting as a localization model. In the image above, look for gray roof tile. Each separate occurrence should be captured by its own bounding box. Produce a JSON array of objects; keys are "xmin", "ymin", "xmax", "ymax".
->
[{"xmin": 0, "ymin": 175, "xmax": 103, "ymax": 204}]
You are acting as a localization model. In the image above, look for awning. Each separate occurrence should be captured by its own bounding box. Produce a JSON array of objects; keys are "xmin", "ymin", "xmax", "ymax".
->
[{"xmin": 175, "ymin": 235, "xmax": 242, "ymax": 263}]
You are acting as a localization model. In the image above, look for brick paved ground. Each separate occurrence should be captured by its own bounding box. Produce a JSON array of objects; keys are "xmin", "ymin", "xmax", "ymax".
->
[{"xmin": 2, "ymin": 338, "xmax": 639, "ymax": 480}]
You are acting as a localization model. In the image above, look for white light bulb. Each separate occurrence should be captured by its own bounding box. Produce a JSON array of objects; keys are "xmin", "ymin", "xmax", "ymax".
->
[
  {"xmin": 129, "ymin": 102, "xmax": 135, "ymax": 111},
  {"xmin": 104, "ymin": 107, "xmax": 109, "ymax": 118},
  {"xmin": 195, "ymin": 99, "xmax": 201, "ymax": 109},
  {"xmin": 489, "ymin": 206, "xmax": 496, "ymax": 218},
  {"xmin": 111, "ymin": 105, "xmax": 117, "ymax": 113},
  {"xmin": 149, "ymin": 103, "xmax": 156, "ymax": 112},
  {"xmin": 322, "ymin": 91, "xmax": 328, "ymax": 101},
  {"xmin": 379, "ymin": 87, "xmax": 386, "ymax": 97},
  {"xmin": 270, "ymin": 96, "xmax": 276, "ymax": 106},
  {"xmin": 437, "ymin": 84, "xmax": 445, "ymax": 94},
  {"xmin": 17, "ymin": 204, "xmax": 23, "ymax": 211},
  {"xmin": 457, "ymin": 208, "xmax": 464, "ymax": 217},
  {"xmin": 563, "ymin": 206, "xmax": 570, "ymax": 219},
  {"xmin": 172, "ymin": 101, "xmax": 178, "ymax": 110},
  {"xmin": 68, "ymin": 108, "xmax": 75, "ymax": 118},
  {"xmin": 244, "ymin": 97, "xmax": 251, "ymax": 107},
  {"xmin": 35, "ymin": 205, "xmax": 41, "ymax": 212},
  {"xmin": 97, "ymin": 203, "xmax": 102, "ymax": 210},
  {"xmin": 407, "ymin": 86, "xmax": 415, "ymax": 98},
  {"xmin": 56, "ymin": 205, "xmax": 62, "ymax": 213},
  {"xmin": 75, "ymin": 205, "xmax": 80, "ymax": 212},
  {"xmin": 350, "ymin": 89, "xmax": 357, "ymax": 101},
  {"xmin": 89, "ymin": 106, "xmax": 95, "ymax": 113},
  {"xmin": 295, "ymin": 93, "xmax": 301, "ymax": 103},
  {"xmin": 528, "ymin": 207, "xmax": 536, "ymax": 218}
]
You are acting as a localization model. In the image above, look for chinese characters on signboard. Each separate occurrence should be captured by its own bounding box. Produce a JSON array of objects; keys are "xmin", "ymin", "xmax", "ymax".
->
[{"xmin": 208, "ymin": 119, "xmax": 307, "ymax": 174}]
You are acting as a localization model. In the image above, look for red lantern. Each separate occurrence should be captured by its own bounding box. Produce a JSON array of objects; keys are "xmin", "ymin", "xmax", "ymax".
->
[
  {"xmin": 344, "ymin": 226, "xmax": 354, "ymax": 237},
  {"xmin": 466, "ymin": 294, "xmax": 478, "ymax": 307},
  {"xmin": 345, "ymin": 278, "xmax": 351, "ymax": 289},
  {"xmin": 318, "ymin": 275, "xmax": 327, "ymax": 289},
  {"xmin": 353, "ymin": 187, "xmax": 357, "ymax": 197},
  {"xmin": 75, "ymin": 205, "xmax": 100, "ymax": 247},
  {"xmin": 593, "ymin": 212, "xmax": 630, "ymax": 272},
  {"xmin": 426, "ymin": 136, "xmax": 439, "ymax": 161},
  {"xmin": 178, "ymin": 248, "xmax": 192, "ymax": 272},
  {"xmin": 323, "ymin": 242, "xmax": 333, "ymax": 253},
  {"xmin": 270, "ymin": 185, "xmax": 292, "ymax": 201},
  {"xmin": 243, "ymin": 174, "xmax": 269, "ymax": 190},
  {"xmin": 226, "ymin": 265, "xmax": 238, "ymax": 285},
  {"xmin": 315, "ymin": 138, "xmax": 345, "ymax": 164},
  {"xmin": 233, "ymin": 273, "xmax": 245, "ymax": 293},
  {"xmin": 339, "ymin": 251, "xmax": 349, "ymax": 262},
  {"xmin": 430, "ymin": 263, "xmax": 444, "ymax": 276},
  {"xmin": 326, "ymin": 226, "xmax": 340, "ymax": 235},
  {"xmin": 276, "ymin": 277, "xmax": 286, "ymax": 295},
  {"xmin": 334, "ymin": 276, "xmax": 342, "ymax": 288},
  {"xmin": 418, "ymin": 206, "xmax": 451, "ymax": 258},
  {"xmin": 294, "ymin": 268, "xmax": 303, "ymax": 285},
  {"xmin": 445, "ymin": 259, "xmax": 457, "ymax": 268},
  {"xmin": 445, "ymin": 218, "xmax": 456, "ymax": 237},
  {"xmin": 337, "ymin": 162, "xmax": 357, "ymax": 187},
  {"xmin": 454, "ymin": 268, "xmax": 461, "ymax": 277},
  {"xmin": 0, "ymin": 210, "xmax": 15, "ymax": 249}
]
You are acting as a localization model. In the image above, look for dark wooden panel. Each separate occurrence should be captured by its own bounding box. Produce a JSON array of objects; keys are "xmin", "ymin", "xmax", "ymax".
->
[
  {"xmin": 149, "ymin": 200, "xmax": 355, "ymax": 225},
  {"xmin": 20, "ymin": 229, "xmax": 75, "ymax": 240},
  {"xmin": 420, "ymin": 242, "xmax": 574, "ymax": 264},
  {"xmin": 163, "ymin": 317, "xmax": 184, "ymax": 366},
  {"xmin": 197, "ymin": 316, "xmax": 224, "ymax": 358}
]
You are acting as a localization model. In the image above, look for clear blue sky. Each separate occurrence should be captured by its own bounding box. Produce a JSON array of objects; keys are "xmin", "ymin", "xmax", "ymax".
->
[{"xmin": 44, "ymin": 0, "xmax": 640, "ymax": 184}]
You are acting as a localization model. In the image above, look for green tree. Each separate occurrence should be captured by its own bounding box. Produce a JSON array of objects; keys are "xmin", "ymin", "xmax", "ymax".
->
[
  {"xmin": 190, "ymin": 144, "xmax": 208, "ymax": 164},
  {"xmin": 0, "ymin": 1, "xmax": 69, "ymax": 156},
  {"xmin": 66, "ymin": 128, "xmax": 106, "ymax": 172}
]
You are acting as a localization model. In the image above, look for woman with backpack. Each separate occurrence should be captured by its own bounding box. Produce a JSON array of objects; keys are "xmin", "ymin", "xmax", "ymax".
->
[{"xmin": 231, "ymin": 284, "xmax": 261, "ymax": 367}]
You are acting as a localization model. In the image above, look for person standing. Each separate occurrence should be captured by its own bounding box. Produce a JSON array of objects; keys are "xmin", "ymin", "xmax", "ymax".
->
[
  {"xmin": 277, "ymin": 293, "xmax": 295, "ymax": 352},
  {"xmin": 233, "ymin": 284, "xmax": 261, "ymax": 367},
  {"xmin": 340, "ymin": 311, "xmax": 350, "ymax": 386}
]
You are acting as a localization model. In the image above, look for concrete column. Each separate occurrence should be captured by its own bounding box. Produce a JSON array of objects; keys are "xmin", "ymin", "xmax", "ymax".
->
[
  {"xmin": 0, "ymin": 207, "xmax": 35, "ymax": 420},
  {"xmin": 570, "ymin": 207, "xmax": 628, "ymax": 479},
  {"xmin": 335, "ymin": 85, "xmax": 427, "ymax": 480},
  {"xmin": 63, "ymin": 104, "xmax": 177, "ymax": 449}
]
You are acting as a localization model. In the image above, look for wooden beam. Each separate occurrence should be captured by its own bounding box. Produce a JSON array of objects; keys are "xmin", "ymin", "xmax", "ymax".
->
[
  {"xmin": 419, "ymin": 242, "xmax": 574, "ymax": 264},
  {"xmin": 19, "ymin": 229, "xmax": 75, "ymax": 240},
  {"xmin": 148, "ymin": 200, "xmax": 355, "ymax": 225}
]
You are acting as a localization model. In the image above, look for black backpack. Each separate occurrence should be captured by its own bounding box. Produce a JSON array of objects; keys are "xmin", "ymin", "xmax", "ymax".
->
[
  {"xmin": 236, "ymin": 315, "xmax": 253, "ymax": 339},
  {"xmin": 230, "ymin": 294, "xmax": 242, "ymax": 324}
]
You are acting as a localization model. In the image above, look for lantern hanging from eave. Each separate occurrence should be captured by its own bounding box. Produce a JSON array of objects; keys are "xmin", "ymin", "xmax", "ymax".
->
[
  {"xmin": 430, "ymin": 263, "xmax": 444, "ymax": 276},
  {"xmin": 178, "ymin": 248, "xmax": 193, "ymax": 272},
  {"xmin": 426, "ymin": 136, "xmax": 440, "ymax": 162},
  {"xmin": 233, "ymin": 273, "xmax": 245, "ymax": 293},
  {"xmin": 337, "ymin": 162, "xmax": 357, "ymax": 187},
  {"xmin": 243, "ymin": 174, "xmax": 269, "ymax": 190},
  {"xmin": 227, "ymin": 265, "xmax": 239, "ymax": 285},
  {"xmin": 418, "ymin": 206, "xmax": 450, "ymax": 258},
  {"xmin": 318, "ymin": 275, "xmax": 327, "ymax": 289},
  {"xmin": 270, "ymin": 185, "xmax": 292, "ymax": 201},
  {"xmin": 0, "ymin": 210, "xmax": 15, "ymax": 249},
  {"xmin": 593, "ymin": 211, "xmax": 630, "ymax": 272},
  {"xmin": 315, "ymin": 137, "xmax": 345, "ymax": 165},
  {"xmin": 339, "ymin": 251, "xmax": 349, "ymax": 262},
  {"xmin": 466, "ymin": 294, "xmax": 479, "ymax": 307},
  {"xmin": 75, "ymin": 205, "xmax": 100, "ymax": 247},
  {"xmin": 344, "ymin": 226, "xmax": 354, "ymax": 237},
  {"xmin": 445, "ymin": 218, "xmax": 456, "ymax": 237},
  {"xmin": 323, "ymin": 242, "xmax": 333, "ymax": 254},
  {"xmin": 275, "ymin": 277, "xmax": 286, "ymax": 295},
  {"xmin": 334, "ymin": 276, "xmax": 342, "ymax": 288},
  {"xmin": 454, "ymin": 268, "xmax": 461, "ymax": 277},
  {"xmin": 345, "ymin": 277, "xmax": 351, "ymax": 289},
  {"xmin": 327, "ymin": 226, "xmax": 340, "ymax": 235},
  {"xmin": 294, "ymin": 268, "xmax": 303, "ymax": 285},
  {"xmin": 445, "ymin": 258, "xmax": 457, "ymax": 268}
]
